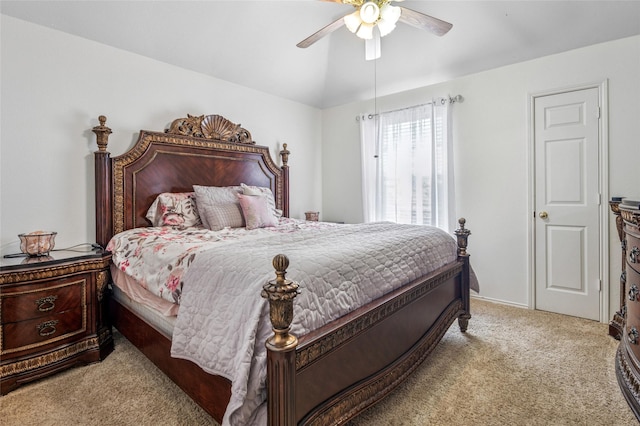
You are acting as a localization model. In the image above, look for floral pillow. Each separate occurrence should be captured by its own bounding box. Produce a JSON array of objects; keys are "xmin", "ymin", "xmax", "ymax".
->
[
  {"xmin": 237, "ymin": 193, "xmax": 279, "ymax": 230},
  {"xmin": 145, "ymin": 192, "xmax": 202, "ymax": 229},
  {"xmin": 241, "ymin": 183, "xmax": 283, "ymax": 218}
]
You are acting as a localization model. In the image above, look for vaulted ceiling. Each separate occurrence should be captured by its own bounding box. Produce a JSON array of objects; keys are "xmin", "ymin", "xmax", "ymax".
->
[{"xmin": 3, "ymin": 1, "xmax": 640, "ymax": 108}]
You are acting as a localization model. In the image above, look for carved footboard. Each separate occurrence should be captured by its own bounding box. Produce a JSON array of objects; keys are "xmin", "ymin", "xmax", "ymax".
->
[{"xmin": 263, "ymin": 219, "xmax": 472, "ymax": 425}]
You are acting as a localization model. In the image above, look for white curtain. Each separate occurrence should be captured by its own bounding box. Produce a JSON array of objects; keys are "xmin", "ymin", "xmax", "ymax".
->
[{"xmin": 360, "ymin": 100, "xmax": 456, "ymax": 232}]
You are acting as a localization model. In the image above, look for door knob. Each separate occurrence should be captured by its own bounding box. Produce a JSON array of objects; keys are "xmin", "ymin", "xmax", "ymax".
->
[{"xmin": 539, "ymin": 211, "xmax": 548, "ymax": 219}]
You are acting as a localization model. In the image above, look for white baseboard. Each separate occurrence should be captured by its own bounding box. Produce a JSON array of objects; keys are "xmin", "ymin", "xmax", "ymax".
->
[{"xmin": 471, "ymin": 294, "xmax": 528, "ymax": 309}]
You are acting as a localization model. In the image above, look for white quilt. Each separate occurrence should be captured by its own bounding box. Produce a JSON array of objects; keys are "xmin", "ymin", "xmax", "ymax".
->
[{"xmin": 170, "ymin": 222, "xmax": 466, "ymax": 425}]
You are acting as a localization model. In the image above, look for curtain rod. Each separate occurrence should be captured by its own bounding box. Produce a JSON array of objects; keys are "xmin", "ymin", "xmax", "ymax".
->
[{"xmin": 356, "ymin": 94, "xmax": 464, "ymax": 121}]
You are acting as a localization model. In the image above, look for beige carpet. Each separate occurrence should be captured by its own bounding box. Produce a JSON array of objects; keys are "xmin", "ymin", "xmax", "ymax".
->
[{"xmin": 1, "ymin": 299, "xmax": 636, "ymax": 425}]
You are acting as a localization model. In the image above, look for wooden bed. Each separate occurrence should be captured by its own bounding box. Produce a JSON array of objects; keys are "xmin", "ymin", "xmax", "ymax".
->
[{"xmin": 91, "ymin": 113, "xmax": 472, "ymax": 426}]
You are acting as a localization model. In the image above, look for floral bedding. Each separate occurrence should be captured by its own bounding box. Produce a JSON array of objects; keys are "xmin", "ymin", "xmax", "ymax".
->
[
  {"xmin": 170, "ymin": 221, "xmax": 464, "ymax": 425},
  {"xmin": 108, "ymin": 218, "xmax": 477, "ymax": 426},
  {"xmin": 106, "ymin": 218, "xmax": 339, "ymax": 306}
]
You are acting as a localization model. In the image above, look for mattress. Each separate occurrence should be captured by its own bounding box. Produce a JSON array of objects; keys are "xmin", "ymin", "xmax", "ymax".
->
[{"xmin": 110, "ymin": 276, "xmax": 176, "ymax": 338}]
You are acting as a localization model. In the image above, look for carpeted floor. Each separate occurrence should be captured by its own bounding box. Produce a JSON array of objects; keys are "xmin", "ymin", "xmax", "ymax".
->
[{"xmin": 1, "ymin": 298, "xmax": 637, "ymax": 425}]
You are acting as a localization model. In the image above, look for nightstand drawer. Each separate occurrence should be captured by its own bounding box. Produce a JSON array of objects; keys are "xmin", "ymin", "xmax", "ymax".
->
[
  {"xmin": 1, "ymin": 305, "xmax": 86, "ymax": 354},
  {"xmin": 1, "ymin": 278, "xmax": 86, "ymax": 323}
]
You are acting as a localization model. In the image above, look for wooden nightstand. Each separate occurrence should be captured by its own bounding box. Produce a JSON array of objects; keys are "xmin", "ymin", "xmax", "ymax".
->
[{"xmin": 0, "ymin": 249, "xmax": 113, "ymax": 394}]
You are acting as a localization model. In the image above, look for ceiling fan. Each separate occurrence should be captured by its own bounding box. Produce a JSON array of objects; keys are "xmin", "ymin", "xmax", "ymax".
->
[{"xmin": 297, "ymin": 0, "xmax": 453, "ymax": 59}]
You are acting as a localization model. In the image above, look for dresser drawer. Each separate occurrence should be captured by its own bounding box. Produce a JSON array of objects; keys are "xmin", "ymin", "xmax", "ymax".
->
[
  {"xmin": 627, "ymin": 258, "xmax": 640, "ymax": 362},
  {"xmin": 627, "ymin": 267, "xmax": 640, "ymax": 313},
  {"xmin": 1, "ymin": 305, "xmax": 86, "ymax": 354},
  {"xmin": 626, "ymin": 322, "xmax": 640, "ymax": 363},
  {"xmin": 1, "ymin": 277, "xmax": 87, "ymax": 323},
  {"xmin": 626, "ymin": 229, "xmax": 640, "ymax": 275}
]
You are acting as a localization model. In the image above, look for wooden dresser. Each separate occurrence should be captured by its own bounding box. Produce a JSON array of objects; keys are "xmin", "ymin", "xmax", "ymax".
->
[
  {"xmin": 0, "ymin": 249, "xmax": 113, "ymax": 394},
  {"xmin": 613, "ymin": 200, "xmax": 640, "ymax": 420}
]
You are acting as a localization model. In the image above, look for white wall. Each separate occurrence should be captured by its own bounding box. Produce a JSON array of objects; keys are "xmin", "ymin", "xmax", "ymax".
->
[
  {"xmin": 322, "ymin": 35, "xmax": 640, "ymax": 313},
  {"xmin": 0, "ymin": 15, "xmax": 323, "ymax": 253},
  {"xmin": 3, "ymin": 14, "xmax": 639, "ymax": 316}
]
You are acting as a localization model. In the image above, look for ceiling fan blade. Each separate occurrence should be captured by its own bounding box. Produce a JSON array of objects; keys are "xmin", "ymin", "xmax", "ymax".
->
[
  {"xmin": 320, "ymin": 0, "xmax": 364, "ymax": 4},
  {"xmin": 297, "ymin": 16, "xmax": 346, "ymax": 48},
  {"xmin": 398, "ymin": 7, "xmax": 453, "ymax": 36}
]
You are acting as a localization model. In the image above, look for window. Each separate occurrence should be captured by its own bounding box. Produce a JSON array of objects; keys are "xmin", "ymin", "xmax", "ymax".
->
[{"xmin": 360, "ymin": 100, "xmax": 455, "ymax": 232}]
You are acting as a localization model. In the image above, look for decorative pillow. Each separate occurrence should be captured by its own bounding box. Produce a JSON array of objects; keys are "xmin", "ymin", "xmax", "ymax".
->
[
  {"xmin": 145, "ymin": 192, "xmax": 202, "ymax": 229},
  {"xmin": 237, "ymin": 193, "xmax": 279, "ymax": 230},
  {"xmin": 193, "ymin": 185, "xmax": 244, "ymax": 231},
  {"xmin": 240, "ymin": 183, "xmax": 283, "ymax": 218},
  {"xmin": 200, "ymin": 203, "xmax": 245, "ymax": 231}
]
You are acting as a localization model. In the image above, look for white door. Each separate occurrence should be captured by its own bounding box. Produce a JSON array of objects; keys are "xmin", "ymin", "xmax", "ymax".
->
[{"xmin": 534, "ymin": 87, "xmax": 601, "ymax": 320}]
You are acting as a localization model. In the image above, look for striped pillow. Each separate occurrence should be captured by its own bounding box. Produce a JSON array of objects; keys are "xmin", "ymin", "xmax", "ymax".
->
[{"xmin": 193, "ymin": 185, "xmax": 244, "ymax": 231}]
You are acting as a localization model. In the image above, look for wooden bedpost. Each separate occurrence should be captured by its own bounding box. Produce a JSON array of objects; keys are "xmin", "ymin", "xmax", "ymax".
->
[
  {"xmin": 262, "ymin": 254, "xmax": 299, "ymax": 426},
  {"xmin": 280, "ymin": 144, "xmax": 290, "ymax": 218},
  {"xmin": 92, "ymin": 115, "xmax": 113, "ymax": 249},
  {"xmin": 455, "ymin": 218, "xmax": 472, "ymax": 332}
]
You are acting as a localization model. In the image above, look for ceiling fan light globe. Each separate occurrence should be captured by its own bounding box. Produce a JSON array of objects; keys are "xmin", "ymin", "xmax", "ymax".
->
[
  {"xmin": 356, "ymin": 22, "xmax": 375, "ymax": 39},
  {"xmin": 359, "ymin": 1, "xmax": 380, "ymax": 24},
  {"xmin": 380, "ymin": 3, "xmax": 401, "ymax": 24},
  {"xmin": 344, "ymin": 10, "xmax": 363, "ymax": 34},
  {"xmin": 378, "ymin": 3, "xmax": 401, "ymax": 37},
  {"xmin": 377, "ymin": 20, "xmax": 396, "ymax": 37}
]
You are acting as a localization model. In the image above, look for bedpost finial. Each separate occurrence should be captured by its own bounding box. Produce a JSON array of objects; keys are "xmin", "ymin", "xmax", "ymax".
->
[
  {"xmin": 454, "ymin": 217, "xmax": 471, "ymax": 256},
  {"xmin": 272, "ymin": 253, "xmax": 290, "ymax": 282},
  {"xmin": 262, "ymin": 254, "xmax": 299, "ymax": 351},
  {"xmin": 280, "ymin": 143, "xmax": 290, "ymax": 167},
  {"xmin": 92, "ymin": 115, "xmax": 112, "ymax": 152}
]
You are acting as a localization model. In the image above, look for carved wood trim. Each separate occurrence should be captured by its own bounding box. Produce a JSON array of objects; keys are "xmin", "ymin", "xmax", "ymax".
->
[
  {"xmin": 166, "ymin": 114, "xmax": 254, "ymax": 144},
  {"xmin": 96, "ymin": 270, "xmax": 108, "ymax": 302},
  {"xmin": 611, "ymin": 200, "xmax": 627, "ymax": 340},
  {"xmin": 616, "ymin": 344, "xmax": 640, "ymax": 417},
  {"xmin": 0, "ymin": 337, "xmax": 99, "ymax": 377},
  {"xmin": 455, "ymin": 218, "xmax": 471, "ymax": 256},
  {"xmin": 92, "ymin": 115, "xmax": 112, "ymax": 152},
  {"xmin": 0, "ymin": 258, "xmax": 111, "ymax": 285},
  {"xmin": 621, "ymin": 209, "xmax": 640, "ymax": 228}
]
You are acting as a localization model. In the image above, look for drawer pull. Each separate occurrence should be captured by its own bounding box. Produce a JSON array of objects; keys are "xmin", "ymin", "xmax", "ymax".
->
[
  {"xmin": 37, "ymin": 320, "xmax": 59, "ymax": 337},
  {"xmin": 35, "ymin": 295, "xmax": 58, "ymax": 312},
  {"xmin": 629, "ymin": 285, "xmax": 640, "ymax": 302},
  {"xmin": 630, "ymin": 246, "xmax": 640, "ymax": 264}
]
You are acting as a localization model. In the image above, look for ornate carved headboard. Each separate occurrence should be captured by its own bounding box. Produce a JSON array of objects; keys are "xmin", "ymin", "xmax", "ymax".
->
[{"xmin": 92, "ymin": 114, "xmax": 290, "ymax": 248}]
